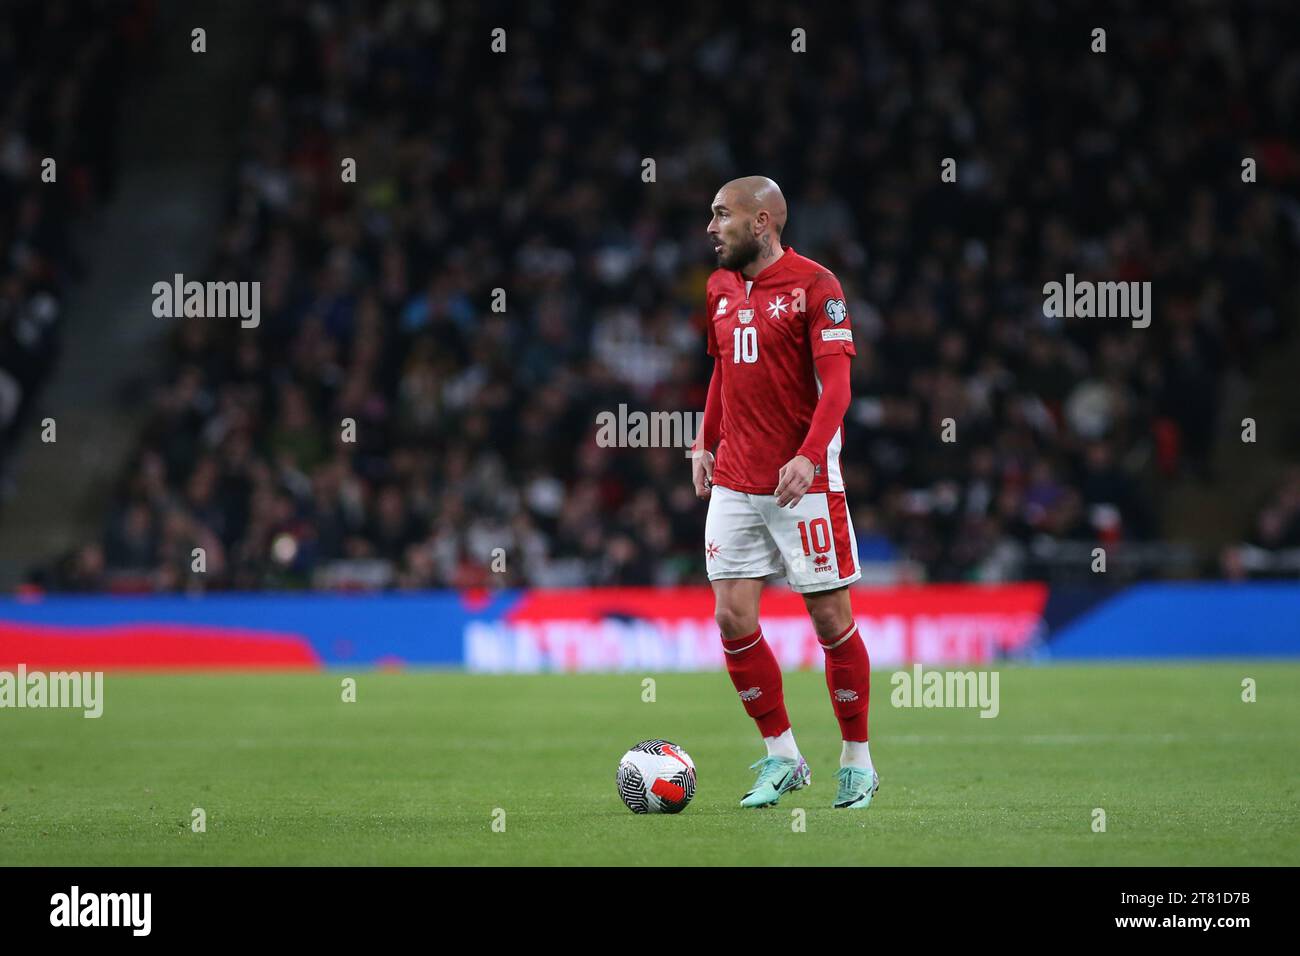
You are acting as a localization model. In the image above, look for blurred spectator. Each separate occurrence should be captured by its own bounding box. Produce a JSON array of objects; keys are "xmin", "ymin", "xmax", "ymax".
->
[{"xmin": 1224, "ymin": 468, "xmax": 1300, "ymax": 579}]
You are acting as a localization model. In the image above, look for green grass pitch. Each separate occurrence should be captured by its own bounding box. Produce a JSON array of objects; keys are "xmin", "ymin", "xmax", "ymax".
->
[{"xmin": 2, "ymin": 663, "xmax": 1297, "ymax": 865}]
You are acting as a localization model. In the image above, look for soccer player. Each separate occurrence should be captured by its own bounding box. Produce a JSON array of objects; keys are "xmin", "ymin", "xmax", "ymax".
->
[{"xmin": 691, "ymin": 176, "xmax": 878, "ymax": 810}]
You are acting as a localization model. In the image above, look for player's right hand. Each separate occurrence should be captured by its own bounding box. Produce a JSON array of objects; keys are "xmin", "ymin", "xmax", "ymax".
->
[{"xmin": 691, "ymin": 449, "xmax": 715, "ymax": 499}]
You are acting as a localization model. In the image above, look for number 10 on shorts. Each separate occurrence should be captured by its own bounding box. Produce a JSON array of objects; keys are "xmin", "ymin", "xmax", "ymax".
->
[{"xmin": 797, "ymin": 518, "xmax": 832, "ymax": 556}]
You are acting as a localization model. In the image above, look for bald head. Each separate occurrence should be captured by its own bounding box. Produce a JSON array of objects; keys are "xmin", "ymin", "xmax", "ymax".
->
[
  {"xmin": 708, "ymin": 176, "xmax": 789, "ymax": 274},
  {"xmin": 721, "ymin": 176, "xmax": 788, "ymax": 235}
]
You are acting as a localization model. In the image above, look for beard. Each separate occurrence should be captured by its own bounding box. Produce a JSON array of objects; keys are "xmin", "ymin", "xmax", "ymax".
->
[{"xmin": 716, "ymin": 232, "xmax": 763, "ymax": 271}]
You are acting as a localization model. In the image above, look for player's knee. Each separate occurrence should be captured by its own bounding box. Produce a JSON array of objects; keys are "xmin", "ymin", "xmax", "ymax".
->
[
  {"xmin": 714, "ymin": 604, "xmax": 757, "ymax": 640},
  {"xmin": 806, "ymin": 596, "xmax": 851, "ymax": 639}
]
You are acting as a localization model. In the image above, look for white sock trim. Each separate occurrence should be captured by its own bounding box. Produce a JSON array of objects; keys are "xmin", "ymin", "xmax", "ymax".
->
[
  {"xmin": 819, "ymin": 624, "xmax": 858, "ymax": 652},
  {"xmin": 723, "ymin": 634, "xmax": 763, "ymax": 655}
]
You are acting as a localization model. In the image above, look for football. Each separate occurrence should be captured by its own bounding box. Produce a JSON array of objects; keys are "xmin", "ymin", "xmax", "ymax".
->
[{"xmin": 616, "ymin": 739, "xmax": 698, "ymax": 814}]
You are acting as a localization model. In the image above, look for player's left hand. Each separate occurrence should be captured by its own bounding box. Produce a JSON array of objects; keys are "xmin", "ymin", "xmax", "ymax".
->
[{"xmin": 774, "ymin": 455, "xmax": 815, "ymax": 508}]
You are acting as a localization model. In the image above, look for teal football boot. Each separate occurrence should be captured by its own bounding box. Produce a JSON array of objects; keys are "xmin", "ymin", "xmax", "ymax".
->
[
  {"xmin": 832, "ymin": 766, "xmax": 880, "ymax": 809},
  {"xmin": 740, "ymin": 754, "xmax": 812, "ymax": 808}
]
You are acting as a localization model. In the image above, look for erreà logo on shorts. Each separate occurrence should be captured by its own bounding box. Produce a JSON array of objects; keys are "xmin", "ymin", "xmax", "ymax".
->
[
  {"xmin": 50, "ymin": 886, "xmax": 151, "ymax": 936},
  {"xmin": 152, "ymin": 273, "xmax": 260, "ymax": 328}
]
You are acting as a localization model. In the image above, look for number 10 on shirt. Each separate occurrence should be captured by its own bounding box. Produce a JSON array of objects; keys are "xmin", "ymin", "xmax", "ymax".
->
[{"xmin": 733, "ymin": 326, "xmax": 758, "ymax": 363}]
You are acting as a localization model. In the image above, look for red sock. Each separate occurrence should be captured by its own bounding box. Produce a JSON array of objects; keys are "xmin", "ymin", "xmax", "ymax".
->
[
  {"xmin": 722, "ymin": 627, "xmax": 790, "ymax": 738},
  {"xmin": 820, "ymin": 622, "xmax": 870, "ymax": 741}
]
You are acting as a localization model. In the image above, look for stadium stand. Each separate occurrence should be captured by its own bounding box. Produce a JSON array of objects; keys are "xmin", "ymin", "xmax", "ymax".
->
[
  {"xmin": 0, "ymin": 0, "xmax": 147, "ymax": 497},
  {"xmin": 27, "ymin": 0, "xmax": 1300, "ymax": 592}
]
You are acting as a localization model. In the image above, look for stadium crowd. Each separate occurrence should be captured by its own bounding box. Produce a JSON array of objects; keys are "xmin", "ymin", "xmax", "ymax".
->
[
  {"xmin": 0, "ymin": 0, "xmax": 146, "ymax": 498},
  {"xmin": 37, "ymin": 0, "xmax": 1300, "ymax": 592},
  {"xmin": 1222, "ymin": 467, "xmax": 1300, "ymax": 579}
]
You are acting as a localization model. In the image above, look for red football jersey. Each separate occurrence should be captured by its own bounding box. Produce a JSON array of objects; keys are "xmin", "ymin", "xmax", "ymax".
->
[{"xmin": 705, "ymin": 246, "xmax": 856, "ymax": 495}]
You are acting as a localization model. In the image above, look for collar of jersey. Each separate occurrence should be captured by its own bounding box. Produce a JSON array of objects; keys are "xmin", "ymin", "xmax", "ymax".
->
[{"xmin": 736, "ymin": 245, "xmax": 798, "ymax": 286}]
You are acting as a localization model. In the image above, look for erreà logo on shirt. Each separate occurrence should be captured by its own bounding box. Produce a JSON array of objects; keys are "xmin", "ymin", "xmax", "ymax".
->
[{"xmin": 715, "ymin": 296, "xmax": 728, "ymax": 315}]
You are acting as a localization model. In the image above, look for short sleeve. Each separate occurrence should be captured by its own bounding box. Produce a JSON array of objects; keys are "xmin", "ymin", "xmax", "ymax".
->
[{"xmin": 804, "ymin": 273, "xmax": 856, "ymax": 359}]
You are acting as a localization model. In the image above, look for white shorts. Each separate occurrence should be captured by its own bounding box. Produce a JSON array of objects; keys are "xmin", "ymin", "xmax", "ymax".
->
[{"xmin": 704, "ymin": 485, "xmax": 861, "ymax": 593}]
